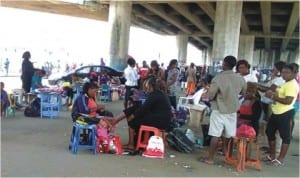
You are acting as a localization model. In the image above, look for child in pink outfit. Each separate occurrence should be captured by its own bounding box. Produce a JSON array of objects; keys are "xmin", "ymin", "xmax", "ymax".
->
[{"xmin": 96, "ymin": 119, "xmax": 115, "ymax": 153}]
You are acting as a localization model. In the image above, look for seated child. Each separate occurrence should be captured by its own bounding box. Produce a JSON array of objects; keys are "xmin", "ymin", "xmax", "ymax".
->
[{"xmin": 96, "ymin": 118, "xmax": 115, "ymax": 153}]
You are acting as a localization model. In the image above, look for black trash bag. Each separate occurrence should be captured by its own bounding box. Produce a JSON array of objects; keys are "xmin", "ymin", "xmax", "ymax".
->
[
  {"xmin": 166, "ymin": 129, "xmax": 194, "ymax": 153},
  {"xmin": 24, "ymin": 97, "xmax": 41, "ymax": 117}
]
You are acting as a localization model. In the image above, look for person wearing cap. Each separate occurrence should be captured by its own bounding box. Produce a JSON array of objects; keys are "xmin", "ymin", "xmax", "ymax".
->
[{"xmin": 199, "ymin": 55, "xmax": 247, "ymax": 165}]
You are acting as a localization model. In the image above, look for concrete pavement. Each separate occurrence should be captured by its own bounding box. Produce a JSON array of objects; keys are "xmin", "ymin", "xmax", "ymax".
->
[{"xmin": 1, "ymin": 98, "xmax": 299, "ymax": 177}]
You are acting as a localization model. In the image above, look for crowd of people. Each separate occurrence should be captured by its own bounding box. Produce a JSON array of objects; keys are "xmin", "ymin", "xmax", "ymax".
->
[{"xmin": 69, "ymin": 53, "xmax": 299, "ymax": 168}]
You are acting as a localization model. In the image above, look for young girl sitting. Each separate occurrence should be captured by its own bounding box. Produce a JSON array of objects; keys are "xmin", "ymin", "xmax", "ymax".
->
[{"xmin": 96, "ymin": 118, "xmax": 115, "ymax": 153}]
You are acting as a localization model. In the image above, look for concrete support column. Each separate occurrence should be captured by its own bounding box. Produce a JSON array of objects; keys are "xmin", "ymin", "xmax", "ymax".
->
[
  {"xmin": 238, "ymin": 35, "xmax": 255, "ymax": 65},
  {"xmin": 289, "ymin": 48, "xmax": 300, "ymax": 64},
  {"xmin": 176, "ymin": 34, "xmax": 188, "ymax": 65},
  {"xmin": 212, "ymin": 1, "xmax": 243, "ymax": 66},
  {"xmin": 203, "ymin": 48, "xmax": 212, "ymax": 66},
  {"xmin": 253, "ymin": 49, "xmax": 261, "ymax": 67},
  {"xmin": 108, "ymin": 1, "xmax": 132, "ymax": 70},
  {"xmin": 279, "ymin": 50, "xmax": 290, "ymax": 62},
  {"xmin": 265, "ymin": 50, "xmax": 275, "ymax": 68}
]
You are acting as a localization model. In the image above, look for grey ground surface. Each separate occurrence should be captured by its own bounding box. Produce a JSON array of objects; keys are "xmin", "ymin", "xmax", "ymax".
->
[{"xmin": 1, "ymin": 80, "xmax": 299, "ymax": 177}]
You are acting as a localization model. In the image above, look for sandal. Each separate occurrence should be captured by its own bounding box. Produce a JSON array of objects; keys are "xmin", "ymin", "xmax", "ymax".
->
[
  {"xmin": 197, "ymin": 157, "xmax": 214, "ymax": 165},
  {"xmin": 270, "ymin": 159, "xmax": 284, "ymax": 166},
  {"xmin": 262, "ymin": 155, "xmax": 273, "ymax": 162}
]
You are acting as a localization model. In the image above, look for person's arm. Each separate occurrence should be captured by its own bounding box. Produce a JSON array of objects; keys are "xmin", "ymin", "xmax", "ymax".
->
[
  {"xmin": 159, "ymin": 69, "xmax": 165, "ymax": 81},
  {"xmin": 265, "ymin": 90, "xmax": 295, "ymax": 105},
  {"xmin": 166, "ymin": 70, "xmax": 178, "ymax": 87},
  {"xmin": 76, "ymin": 95, "xmax": 90, "ymax": 114},
  {"xmin": 206, "ymin": 78, "xmax": 219, "ymax": 101},
  {"xmin": 258, "ymin": 83, "xmax": 277, "ymax": 92}
]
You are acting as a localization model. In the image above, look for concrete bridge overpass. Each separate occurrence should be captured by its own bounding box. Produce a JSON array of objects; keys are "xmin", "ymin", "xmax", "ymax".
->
[{"xmin": 1, "ymin": 0, "xmax": 299, "ymax": 70}]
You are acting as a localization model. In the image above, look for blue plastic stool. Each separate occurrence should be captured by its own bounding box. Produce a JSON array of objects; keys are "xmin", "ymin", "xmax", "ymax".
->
[
  {"xmin": 99, "ymin": 84, "xmax": 111, "ymax": 102},
  {"xmin": 69, "ymin": 123, "xmax": 97, "ymax": 154},
  {"xmin": 40, "ymin": 93, "xmax": 62, "ymax": 119}
]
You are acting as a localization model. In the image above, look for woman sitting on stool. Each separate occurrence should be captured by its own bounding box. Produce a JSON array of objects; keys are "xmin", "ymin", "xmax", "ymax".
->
[
  {"xmin": 237, "ymin": 82, "xmax": 262, "ymax": 137},
  {"xmin": 110, "ymin": 77, "xmax": 172, "ymax": 150},
  {"xmin": 71, "ymin": 82, "xmax": 115, "ymax": 126}
]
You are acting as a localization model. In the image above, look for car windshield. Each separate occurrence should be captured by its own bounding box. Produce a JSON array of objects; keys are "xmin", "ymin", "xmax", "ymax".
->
[{"xmin": 77, "ymin": 66, "xmax": 91, "ymax": 74}]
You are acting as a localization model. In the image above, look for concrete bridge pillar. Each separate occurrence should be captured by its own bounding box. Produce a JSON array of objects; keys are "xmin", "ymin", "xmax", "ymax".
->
[
  {"xmin": 279, "ymin": 50, "xmax": 290, "ymax": 62},
  {"xmin": 238, "ymin": 35, "xmax": 255, "ymax": 66},
  {"xmin": 176, "ymin": 34, "xmax": 188, "ymax": 65},
  {"xmin": 212, "ymin": 1, "xmax": 243, "ymax": 67},
  {"xmin": 289, "ymin": 48, "xmax": 300, "ymax": 64},
  {"xmin": 108, "ymin": 1, "xmax": 132, "ymax": 70}
]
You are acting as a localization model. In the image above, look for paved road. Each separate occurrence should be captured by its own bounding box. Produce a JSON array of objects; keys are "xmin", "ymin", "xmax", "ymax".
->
[{"xmin": 1, "ymin": 97, "xmax": 299, "ymax": 177}]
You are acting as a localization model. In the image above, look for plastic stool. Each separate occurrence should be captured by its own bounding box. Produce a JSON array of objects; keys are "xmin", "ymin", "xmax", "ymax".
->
[
  {"xmin": 135, "ymin": 125, "xmax": 166, "ymax": 151},
  {"xmin": 224, "ymin": 136, "xmax": 262, "ymax": 172},
  {"xmin": 69, "ymin": 123, "xmax": 97, "ymax": 154}
]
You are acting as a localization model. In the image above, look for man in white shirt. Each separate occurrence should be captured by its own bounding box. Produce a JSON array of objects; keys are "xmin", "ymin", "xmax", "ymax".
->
[{"xmin": 124, "ymin": 57, "xmax": 140, "ymax": 109}]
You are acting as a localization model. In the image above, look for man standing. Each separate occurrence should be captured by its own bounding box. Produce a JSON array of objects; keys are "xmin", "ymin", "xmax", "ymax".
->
[
  {"xmin": 124, "ymin": 57, "xmax": 140, "ymax": 109},
  {"xmin": 4, "ymin": 58, "xmax": 9, "ymax": 76},
  {"xmin": 199, "ymin": 55, "xmax": 247, "ymax": 165},
  {"xmin": 21, "ymin": 51, "xmax": 34, "ymax": 93}
]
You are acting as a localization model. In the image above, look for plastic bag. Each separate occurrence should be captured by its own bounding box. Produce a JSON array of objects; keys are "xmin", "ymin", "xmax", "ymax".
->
[
  {"xmin": 185, "ymin": 128, "xmax": 195, "ymax": 143},
  {"xmin": 142, "ymin": 136, "xmax": 164, "ymax": 158}
]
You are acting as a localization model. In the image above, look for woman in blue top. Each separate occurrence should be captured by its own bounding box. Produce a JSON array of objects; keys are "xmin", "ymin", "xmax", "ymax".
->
[{"xmin": 31, "ymin": 69, "xmax": 46, "ymax": 91}]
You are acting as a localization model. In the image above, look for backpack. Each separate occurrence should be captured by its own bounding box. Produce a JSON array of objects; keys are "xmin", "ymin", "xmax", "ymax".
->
[
  {"xmin": 166, "ymin": 129, "xmax": 194, "ymax": 153},
  {"xmin": 24, "ymin": 97, "xmax": 41, "ymax": 117}
]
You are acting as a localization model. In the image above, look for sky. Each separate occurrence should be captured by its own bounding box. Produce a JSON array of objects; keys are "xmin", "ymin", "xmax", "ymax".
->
[{"xmin": 0, "ymin": 6, "xmax": 203, "ymax": 73}]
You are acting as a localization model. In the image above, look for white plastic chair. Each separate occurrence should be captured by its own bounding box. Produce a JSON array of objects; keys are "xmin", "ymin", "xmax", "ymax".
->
[{"xmin": 177, "ymin": 88, "xmax": 206, "ymax": 110}]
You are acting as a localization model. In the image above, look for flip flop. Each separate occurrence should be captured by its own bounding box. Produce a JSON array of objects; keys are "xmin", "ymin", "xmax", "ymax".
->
[
  {"xmin": 270, "ymin": 159, "xmax": 284, "ymax": 166},
  {"xmin": 197, "ymin": 157, "xmax": 214, "ymax": 165},
  {"xmin": 262, "ymin": 155, "xmax": 273, "ymax": 162}
]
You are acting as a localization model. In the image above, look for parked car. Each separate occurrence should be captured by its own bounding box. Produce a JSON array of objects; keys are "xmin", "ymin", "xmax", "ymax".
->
[{"xmin": 48, "ymin": 65, "xmax": 125, "ymax": 86}]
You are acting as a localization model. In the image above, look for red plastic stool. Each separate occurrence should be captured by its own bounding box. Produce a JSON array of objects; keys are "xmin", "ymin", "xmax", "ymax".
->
[
  {"xmin": 224, "ymin": 136, "xmax": 262, "ymax": 172},
  {"xmin": 135, "ymin": 125, "xmax": 166, "ymax": 151}
]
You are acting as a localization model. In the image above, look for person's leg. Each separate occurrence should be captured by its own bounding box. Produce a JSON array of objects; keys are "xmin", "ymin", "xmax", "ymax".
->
[
  {"xmin": 200, "ymin": 110, "xmax": 224, "ymax": 164},
  {"xmin": 268, "ymin": 140, "xmax": 276, "ymax": 160},
  {"xmin": 111, "ymin": 112, "xmax": 127, "ymax": 126},
  {"xmin": 123, "ymin": 127, "xmax": 135, "ymax": 149},
  {"xmin": 186, "ymin": 81, "xmax": 191, "ymax": 95},
  {"xmin": 276, "ymin": 110, "xmax": 292, "ymax": 163},
  {"xmin": 265, "ymin": 114, "xmax": 277, "ymax": 160},
  {"xmin": 124, "ymin": 86, "xmax": 130, "ymax": 109},
  {"xmin": 207, "ymin": 136, "xmax": 219, "ymax": 162},
  {"xmin": 169, "ymin": 95, "xmax": 176, "ymax": 109}
]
